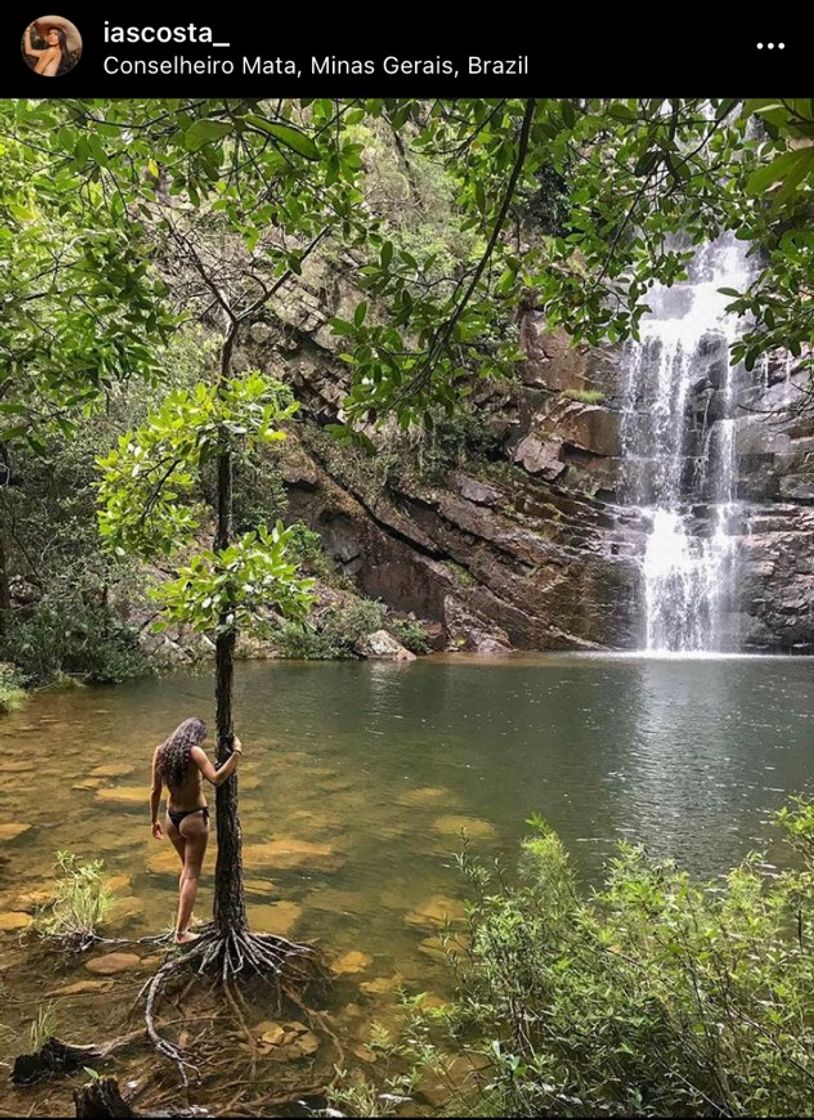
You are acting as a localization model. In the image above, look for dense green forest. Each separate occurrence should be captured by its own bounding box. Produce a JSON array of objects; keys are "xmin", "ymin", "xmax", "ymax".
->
[{"xmin": 0, "ymin": 97, "xmax": 812, "ymax": 1118}]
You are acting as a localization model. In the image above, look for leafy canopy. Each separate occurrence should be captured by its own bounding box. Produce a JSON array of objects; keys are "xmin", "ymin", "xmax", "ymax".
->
[
  {"xmin": 0, "ymin": 110, "xmax": 175, "ymax": 453},
  {"xmin": 96, "ymin": 372, "xmax": 313, "ymax": 637},
  {"xmin": 4, "ymin": 96, "xmax": 812, "ymax": 440}
]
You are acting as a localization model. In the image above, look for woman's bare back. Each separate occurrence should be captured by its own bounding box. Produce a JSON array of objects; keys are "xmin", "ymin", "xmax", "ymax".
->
[{"xmin": 166, "ymin": 762, "xmax": 206, "ymax": 813}]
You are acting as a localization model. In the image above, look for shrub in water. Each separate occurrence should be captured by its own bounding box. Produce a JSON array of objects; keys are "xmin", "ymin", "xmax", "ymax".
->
[
  {"xmin": 29, "ymin": 1002, "xmax": 58, "ymax": 1052},
  {"xmin": 334, "ymin": 798, "xmax": 814, "ymax": 1118},
  {"xmin": 36, "ymin": 852, "xmax": 114, "ymax": 949}
]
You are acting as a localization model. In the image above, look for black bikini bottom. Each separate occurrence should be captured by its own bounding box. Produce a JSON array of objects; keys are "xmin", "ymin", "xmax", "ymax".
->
[{"xmin": 167, "ymin": 806, "xmax": 209, "ymax": 830}]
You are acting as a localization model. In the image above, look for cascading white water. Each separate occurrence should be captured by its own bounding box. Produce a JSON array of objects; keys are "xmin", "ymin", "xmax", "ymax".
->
[{"xmin": 621, "ymin": 234, "xmax": 752, "ymax": 653}]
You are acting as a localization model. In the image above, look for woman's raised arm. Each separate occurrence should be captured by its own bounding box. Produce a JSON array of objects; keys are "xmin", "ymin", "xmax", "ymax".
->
[
  {"xmin": 23, "ymin": 26, "xmax": 45, "ymax": 58},
  {"xmin": 190, "ymin": 737, "xmax": 242, "ymax": 788}
]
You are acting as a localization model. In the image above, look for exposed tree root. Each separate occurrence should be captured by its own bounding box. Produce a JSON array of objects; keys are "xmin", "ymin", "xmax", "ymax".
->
[
  {"xmin": 41, "ymin": 930, "xmax": 175, "ymax": 955},
  {"xmin": 139, "ymin": 927, "xmax": 322, "ymax": 1086},
  {"xmin": 16, "ymin": 926, "xmax": 341, "ymax": 1113}
]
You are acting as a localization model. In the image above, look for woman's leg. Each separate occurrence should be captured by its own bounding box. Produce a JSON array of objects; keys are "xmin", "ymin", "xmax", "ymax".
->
[
  {"xmin": 165, "ymin": 814, "xmax": 186, "ymax": 923},
  {"xmin": 174, "ymin": 813, "xmax": 209, "ymax": 942},
  {"xmin": 166, "ymin": 814, "xmax": 186, "ymax": 865}
]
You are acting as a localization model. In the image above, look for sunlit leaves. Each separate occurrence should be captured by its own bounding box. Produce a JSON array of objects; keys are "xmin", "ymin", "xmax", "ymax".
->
[
  {"xmin": 449, "ymin": 797, "xmax": 814, "ymax": 1117},
  {"xmin": 151, "ymin": 523, "xmax": 315, "ymax": 636},
  {"xmin": 96, "ymin": 372, "xmax": 298, "ymax": 557},
  {"xmin": 0, "ymin": 110, "xmax": 175, "ymax": 451}
]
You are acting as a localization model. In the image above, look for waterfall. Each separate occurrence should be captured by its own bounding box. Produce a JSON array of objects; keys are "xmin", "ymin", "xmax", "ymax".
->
[{"xmin": 621, "ymin": 234, "xmax": 752, "ymax": 653}]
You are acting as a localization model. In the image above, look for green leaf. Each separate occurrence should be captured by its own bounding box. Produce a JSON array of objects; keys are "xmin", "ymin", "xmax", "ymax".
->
[
  {"xmin": 634, "ymin": 150, "xmax": 660, "ymax": 177},
  {"xmin": 245, "ymin": 116, "xmax": 320, "ymax": 160},
  {"xmin": 768, "ymin": 149, "xmax": 814, "ymax": 210},
  {"xmin": 746, "ymin": 150, "xmax": 807, "ymax": 196},
  {"xmin": 184, "ymin": 119, "xmax": 233, "ymax": 151}
]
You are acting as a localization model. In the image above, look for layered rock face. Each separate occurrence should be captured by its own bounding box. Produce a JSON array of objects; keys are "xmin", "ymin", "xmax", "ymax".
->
[
  {"xmin": 732, "ymin": 363, "xmax": 814, "ymax": 651},
  {"xmin": 245, "ymin": 270, "xmax": 812, "ymax": 653}
]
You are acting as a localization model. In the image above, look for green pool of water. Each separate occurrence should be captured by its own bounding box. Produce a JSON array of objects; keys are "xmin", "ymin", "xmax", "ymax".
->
[{"xmin": 1, "ymin": 653, "xmax": 812, "ymax": 998}]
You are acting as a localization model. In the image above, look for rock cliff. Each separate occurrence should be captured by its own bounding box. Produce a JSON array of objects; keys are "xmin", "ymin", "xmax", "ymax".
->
[{"xmin": 240, "ymin": 267, "xmax": 813, "ymax": 654}]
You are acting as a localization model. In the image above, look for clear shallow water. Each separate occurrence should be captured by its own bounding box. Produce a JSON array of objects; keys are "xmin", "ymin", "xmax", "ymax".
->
[
  {"xmin": 2, "ymin": 654, "xmax": 812, "ymax": 926},
  {"xmin": 0, "ymin": 654, "xmax": 812, "ymax": 1026}
]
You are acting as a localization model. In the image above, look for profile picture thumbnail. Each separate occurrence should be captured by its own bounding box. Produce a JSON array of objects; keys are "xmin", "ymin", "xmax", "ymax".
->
[{"xmin": 21, "ymin": 15, "xmax": 82, "ymax": 77}]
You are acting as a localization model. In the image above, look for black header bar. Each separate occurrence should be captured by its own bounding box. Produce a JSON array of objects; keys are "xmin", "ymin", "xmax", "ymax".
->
[{"xmin": 2, "ymin": 10, "xmax": 807, "ymax": 98}]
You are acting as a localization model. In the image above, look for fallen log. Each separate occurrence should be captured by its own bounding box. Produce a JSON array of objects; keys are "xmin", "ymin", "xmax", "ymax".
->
[{"xmin": 11, "ymin": 1030, "xmax": 144, "ymax": 1085}]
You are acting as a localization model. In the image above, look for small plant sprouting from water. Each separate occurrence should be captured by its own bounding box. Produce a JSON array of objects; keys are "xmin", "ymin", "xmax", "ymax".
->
[
  {"xmin": 322, "ymin": 996, "xmax": 444, "ymax": 1118},
  {"xmin": 35, "ymin": 851, "xmax": 114, "ymax": 949},
  {"xmin": 29, "ymin": 1002, "xmax": 58, "ymax": 1052}
]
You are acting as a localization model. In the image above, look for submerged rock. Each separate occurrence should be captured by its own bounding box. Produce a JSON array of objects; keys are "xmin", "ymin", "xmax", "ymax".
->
[
  {"xmin": 247, "ymin": 901, "xmax": 302, "ymax": 937},
  {"xmin": 107, "ymin": 874, "xmax": 133, "ymax": 895},
  {"xmin": 353, "ymin": 1043, "xmax": 378, "ymax": 1063},
  {"xmin": 432, "ymin": 815, "xmax": 498, "ymax": 841},
  {"xmin": 108, "ymin": 896, "xmax": 145, "ymax": 925},
  {"xmin": 418, "ymin": 933, "xmax": 471, "ymax": 962},
  {"xmin": 303, "ymin": 887, "xmax": 364, "ymax": 914},
  {"xmin": 331, "ymin": 949, "xmax": 373, "ymax": 975},
  {"xmin": 146, "ymin": 847, "xmax": 184, "ymax": 875},
  {"xmin": 0, "ymin": 911, "xmax": 33, "ymax": 931},
  {"xmin": 90, "ymin": 763, "xmax": 136, "ymax": 778},
  {"xmin": 256, "ymin": 1021, "xmax": 286, "ymax": 1046},
  {"xmin": 405, "ymin": 895, "xmax": 468, "ymax": 928},
  {"xmin": 360, "ymin": 973, "xmax": 406, "ymax": 997},
  {"xmin": 245, "ymin": 877, "xmax": 276, "ymax": 896},
  {"xmin": 242, "ymin": 836, "xmax": 343, "ymax": 872},
  {"xmin": 85, "ymin": 951, "xmax": 141, "ymax": 975},
  {"xmin": 255, "ymin": 1019, "xmax": 320, "ymax": 1060},
  {"xmin": 94, "ymin": 787, "xmax": 147, "ymax": 806},
  {"xmin": 0, "ymin": 823, "xmax": 31, "ymax": 842},
  {"xmin": 397, "ymin": 786, "xmax": 457, "ymax": 809},
  {"xmin": 10, "ymin": 887, "xmax": 52, "ymax": 912}
]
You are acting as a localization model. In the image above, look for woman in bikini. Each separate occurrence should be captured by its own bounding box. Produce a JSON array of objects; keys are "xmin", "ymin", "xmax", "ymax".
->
[
  {"xmin": 149, "ymin": 717, "xmax": 242, "ymax": 944},
  {"xmin": 23, "ymin": 24, "xmax": 69, "ymax": 77}
]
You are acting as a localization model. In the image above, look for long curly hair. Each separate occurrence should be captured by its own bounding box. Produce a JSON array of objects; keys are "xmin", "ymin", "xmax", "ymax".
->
[{"xmin": 156, "ymin": 717, "xmax": 208, "ymax": 789}]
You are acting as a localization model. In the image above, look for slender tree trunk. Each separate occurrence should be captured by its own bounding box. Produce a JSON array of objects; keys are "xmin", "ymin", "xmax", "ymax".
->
[
  {"xmin": 0, "ymin": 527, "xmax": 10, "ymax": 635},
  {"xmin": 212, "ymin": 321, "xmax": 248, "ymax": 937},
  {"xmin": 213, "ymin": 446, "xmax": 247, "ymax": 935}
]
